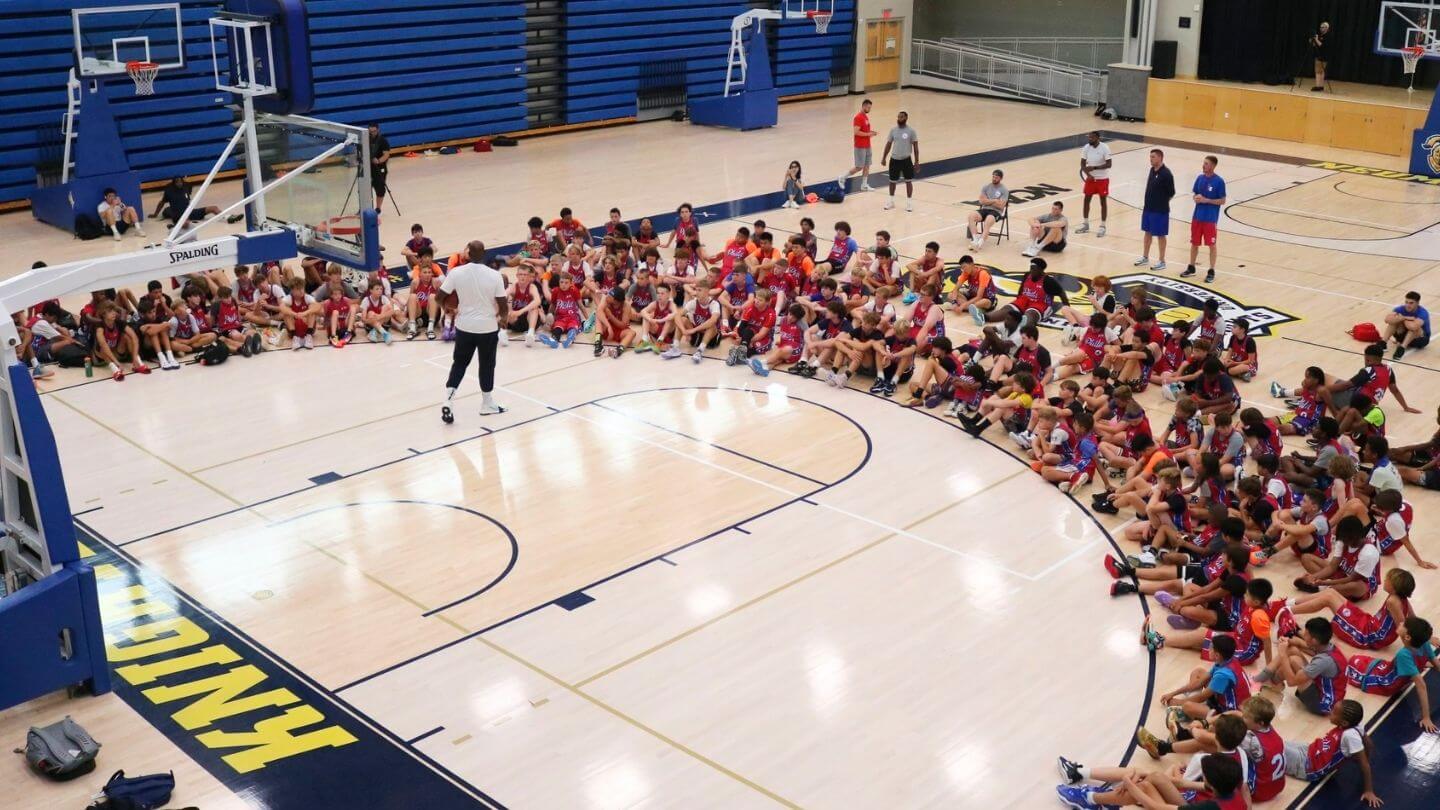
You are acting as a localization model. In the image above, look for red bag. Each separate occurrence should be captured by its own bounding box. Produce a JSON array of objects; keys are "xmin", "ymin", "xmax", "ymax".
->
[
  {"xmin": 1347, "ymin": 322, "xmax": 1380, "ymax": 342},
  {"xmin": 473, "ymin": 139, "xmax": 492, "ymax": 153}
]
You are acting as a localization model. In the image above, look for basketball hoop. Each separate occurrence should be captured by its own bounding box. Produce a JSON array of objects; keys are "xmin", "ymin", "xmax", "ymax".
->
[
  {"xmin": 126, "ymin": 61, "xmax": 160, "ymax": 96},
  {"xmin": 807, "ymin": 10, "xmax": 832, "ymax": 34},
  {"xmin": 1403, "ymin": 45, "xmax": 1425, "ymax": 76}
]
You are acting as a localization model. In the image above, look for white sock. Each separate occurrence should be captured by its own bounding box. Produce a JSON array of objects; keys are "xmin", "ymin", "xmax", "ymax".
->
[
  {"xmin": 482, "ymin": 392, "xmax": 495, "ymax": 407},
  {"xmin": 1078, "ymin": 765, "xmax": 1092, "ymax": 780},
  {"xmin": 446, "ymin": 387, "xmax": 457, "ymax": 402},
  {"xmin": 109, "ymin": 362, "xmax": 120, "ymax": 372}
]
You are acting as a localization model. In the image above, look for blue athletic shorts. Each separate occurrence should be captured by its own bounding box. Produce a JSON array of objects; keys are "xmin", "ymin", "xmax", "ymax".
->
[{"xmin": 1141, "ymin": 211, "xmax": 1170, "ymax": 237}]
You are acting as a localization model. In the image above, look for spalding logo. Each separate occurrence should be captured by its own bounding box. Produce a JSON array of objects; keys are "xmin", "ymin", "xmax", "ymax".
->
[{"xmin": 1425, "ymin": 134, "xmax": 1440, "ymax": 175}]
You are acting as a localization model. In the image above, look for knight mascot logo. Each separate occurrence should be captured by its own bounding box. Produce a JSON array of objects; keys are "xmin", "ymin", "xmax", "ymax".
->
[{"xmin": 1425, "ymin": 134, "xmax": 1440, "ymax": 175}]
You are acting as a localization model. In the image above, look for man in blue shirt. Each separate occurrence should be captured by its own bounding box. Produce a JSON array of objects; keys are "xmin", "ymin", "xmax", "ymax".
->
[
  {"xmin": 1134, "ymin": 148, "xmax": 1175, "ymax": 271},
  {"xmin": 1184, "ymin": 155, "xmax": 1226, "ymax": 283},
  {"xmin": 1385, "ymin": 290, "xmax": 1431, "ymax": 359}
]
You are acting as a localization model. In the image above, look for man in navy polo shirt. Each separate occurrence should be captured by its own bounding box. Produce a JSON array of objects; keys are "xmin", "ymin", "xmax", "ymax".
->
[
  {"xmin": 1184, "ymin": 155, "xmax": 1226, "ymax": 283},
  {"xmin": 1134, "ymin": 148, "xmax": 1175, "ymax": 271}
]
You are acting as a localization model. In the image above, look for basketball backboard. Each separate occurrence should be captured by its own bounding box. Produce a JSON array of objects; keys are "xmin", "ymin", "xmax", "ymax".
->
[
  {"xmin": 250, "ymin": 114, "xmax": 380, "ymax": 271},
  {"xmin": 72, "ymin": 3, "xmax": 185, "ymax": 77},
  {"xmin": 1378, "ymin": 1, "xmax": 1440, "ymax": 57}
]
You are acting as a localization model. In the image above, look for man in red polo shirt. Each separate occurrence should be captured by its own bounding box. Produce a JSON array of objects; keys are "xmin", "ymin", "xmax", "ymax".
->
[{"xmin": 838, "ymin": 98, "xmax": 877, "ymax": 192}]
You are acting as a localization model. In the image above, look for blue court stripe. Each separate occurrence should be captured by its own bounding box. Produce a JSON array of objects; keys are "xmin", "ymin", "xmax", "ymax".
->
[
  {"xmin": 309, "ymin": 471, "xmax": 342, "ymax": 485},
  {"xmin": 555, "ymin": 591, "xmax": 595, "ymax": 611},
  {"xmin": 407, "ymin": 726, "xmax": 446, "ymax": 745},
  {"xmin": 589, "ymin": 401, "xmax": 831, "ymax": 487}
]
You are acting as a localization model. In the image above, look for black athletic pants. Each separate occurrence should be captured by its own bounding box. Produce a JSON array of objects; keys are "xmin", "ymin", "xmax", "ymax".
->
[{"xmin": 446, "ymin": 329, "xmax": 499, "ymax": 393}]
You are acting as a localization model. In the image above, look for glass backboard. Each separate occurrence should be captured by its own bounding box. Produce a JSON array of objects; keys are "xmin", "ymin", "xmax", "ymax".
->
[
  {"xmin": 251, "ymin": 114, "xmax": 381, "ymax": 271},
  {"xmin": 1378, "ymin": 1, "xmax": 1440, "ymax": 57},
  {"xmin": 73, "ymin": 3, "xmax": 186, "ymax": 77}
]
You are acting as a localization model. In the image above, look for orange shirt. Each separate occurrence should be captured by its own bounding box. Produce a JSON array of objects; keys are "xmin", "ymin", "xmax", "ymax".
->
[
  {"xmin": 1140, "ymin": 448, "xmax": 1174, "ymax": 478},
  {"xmin": 787, "ymin": 250, "xmax": 815, "ymax": 278}
]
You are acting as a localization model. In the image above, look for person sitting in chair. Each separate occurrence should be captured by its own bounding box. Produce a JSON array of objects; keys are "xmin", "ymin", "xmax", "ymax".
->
[
  {"xmin": 1023, "ymin": 202, "xmax": 1069, "ymax": 258},
  {"xmin": 152, "ymin": 177, "xmax": 243, "ymax": 228},
  {"xmin": 966, "ymin": 169, "xmax": 1009, "ymax": 252}
]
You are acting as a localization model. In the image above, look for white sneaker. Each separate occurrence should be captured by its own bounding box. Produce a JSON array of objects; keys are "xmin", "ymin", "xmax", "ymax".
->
[
  {"xmin": 1074, "ymin": 222, "xmax": 1090, "ymax": 234},
  {"xmin": 498, "ymin": 330, "xmax": 510, "ymax": 347},
  {"xmin": 905, "ymin": 200, "xmax": 913, "ymax": 212},
  {"xmin": 836, "ymin": 174, "xmax": 847, "ymax": 188},
  {"xmin": 1133, "ymin": 256, "xmax": 1149, "ymax": 266},
  {"xmin": 1153, "ymin": 261, "xmax": 1167, "ymax": 272},
  {"xmin": 112, "ymin": 230, "xmax": 122, "ymax": 242},
  {"xmin": 479, "ymin": 401, "xmax": 506, "ymax": 415},
  {"xmin": 692, "ymin": 348, "xmax": 703, "ymax": 364},
  {"xmin": 134, "ymin": 225, "xmax": 146, "ymax": 238},
  {"xmin": 883, "ymin": 200, "xmax": 895, "ymax": 210},
  {"xmin": 861, "ymin": 182, "xmax": 876, "ymax": 192},
  {"xmin": 304, "ymin": 334, "xmax": 314, "ymax": 350},
  {"xmin": 1022, "ymin": 245, "xmax": 1039, "ymax": 258},
  {"xmin": 525, "ymin": 330, "xmax": 535, "ymax": 347},
  {"xmin": 1097, "ymin": 224, "xmax": 1106, "ymax": 237},
  {"xmin": 971, "ymin": 237, "xmax": 984, "ymax": 251}
]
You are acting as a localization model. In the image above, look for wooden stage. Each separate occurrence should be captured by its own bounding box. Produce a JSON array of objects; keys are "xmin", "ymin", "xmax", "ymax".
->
[{"xmin": 1147, "ymin": 77, "xmax": 1435, "ymax": 159}]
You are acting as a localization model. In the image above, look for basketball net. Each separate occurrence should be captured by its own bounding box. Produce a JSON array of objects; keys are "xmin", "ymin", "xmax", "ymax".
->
[
  {"xmin": 1403, "ymin": 46, "xmax": 1425, "ymax": 75},
  {"xmin": 808, "ymin": 10, "xmax": 832, "ymax": 34},
  {"xmin": 127, "ymin": 61, "xmax": 159, "ymax": 96}
]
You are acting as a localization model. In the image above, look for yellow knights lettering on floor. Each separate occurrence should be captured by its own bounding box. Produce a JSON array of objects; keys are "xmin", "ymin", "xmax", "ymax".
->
[
  {"xmin": 1306, "ymin": 161, "xmax": 1440, "ymax": 185},
  {"xmin": 80, "ymin": 543, "xmax": 358, "ymax": 773}
]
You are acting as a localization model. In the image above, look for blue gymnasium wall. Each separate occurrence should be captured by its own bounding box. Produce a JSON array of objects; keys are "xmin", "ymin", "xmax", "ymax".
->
[
  {"xmin": 565, "ymin": 0, "xmax": 854, "ymax": 124},
  {"xmin": 0, "ymin": 1, "xmax": 853, "ymax": 206}
]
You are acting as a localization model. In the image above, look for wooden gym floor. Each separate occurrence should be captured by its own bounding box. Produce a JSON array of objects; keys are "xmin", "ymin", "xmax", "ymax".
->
[{"xmin": 2, "ymin": 88, "xmax": 1440, "ymax": 809}]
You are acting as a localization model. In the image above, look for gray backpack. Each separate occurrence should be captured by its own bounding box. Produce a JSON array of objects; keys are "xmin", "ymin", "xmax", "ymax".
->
[{"xmin": 19, "ymin": 716, "xmax": 100, "ymax": 780}]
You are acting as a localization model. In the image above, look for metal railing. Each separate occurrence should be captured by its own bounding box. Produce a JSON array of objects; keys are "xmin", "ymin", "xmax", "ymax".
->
[
  {"xmin": 940, "ymin": 36, "xmax": 1124, "ymax": 72},
  {"xmin": 910, "ymin": 39, "xmax": 1105, "ymax": 108}
]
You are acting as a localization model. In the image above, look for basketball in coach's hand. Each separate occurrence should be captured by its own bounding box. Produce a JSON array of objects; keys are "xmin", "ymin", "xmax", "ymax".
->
[{"xmin": 439, "ymin": 289, "xmax": 459, "ymax": 311}]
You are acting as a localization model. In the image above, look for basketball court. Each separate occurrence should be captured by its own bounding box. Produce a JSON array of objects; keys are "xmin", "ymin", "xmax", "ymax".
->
[{"xmin": 4, "ymin": 2, "xmax": 1440, "ymax": 809}]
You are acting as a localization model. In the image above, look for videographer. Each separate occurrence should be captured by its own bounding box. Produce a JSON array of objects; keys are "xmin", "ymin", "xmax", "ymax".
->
[
  {"xmin": 1311, "ymin": 21, "xmax": 1331, "ymax": 91},
  {"xmin": 367, "ymin": 122, "xmax": 391, "ymax": 211}
]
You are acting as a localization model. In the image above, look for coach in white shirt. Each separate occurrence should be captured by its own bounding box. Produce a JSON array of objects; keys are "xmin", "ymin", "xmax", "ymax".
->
[
  {"xmin": 1076, "ymin": 130, "xmax": 1112, "ymax": 237},
  {"xmin": 440, "ymin": 240, "xmax": 509, "ymax": 420}
]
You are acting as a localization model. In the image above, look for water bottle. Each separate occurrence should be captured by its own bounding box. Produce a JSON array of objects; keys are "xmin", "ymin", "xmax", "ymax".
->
[{"xmin": 84, "ymin": 356, "xmax": 92, "ymax": 377}]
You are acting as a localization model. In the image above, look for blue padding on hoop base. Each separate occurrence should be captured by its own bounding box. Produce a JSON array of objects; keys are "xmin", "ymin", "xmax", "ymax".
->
[
  {"xmin": 0, "ymin": 565, "xmax": 112, "ymax": 711},
  {"xmin": 224, "ymin": 0, "xmax": 314, "ymax": 115},
  {"xmin": 688, "ymin": 20, "xmax": 778, "ymax": 131},
  {"xmin": 8, "ymin": 361, "xmax": 78, "ymax": 564}
]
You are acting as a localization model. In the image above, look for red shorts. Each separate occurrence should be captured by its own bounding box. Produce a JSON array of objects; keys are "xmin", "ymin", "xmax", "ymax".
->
[
  {"xmin": 1190, "ymin": 220, "xmax": 1218, "ymax": 247},
  {"xmin": 602, "ymin": 322, "xmax": 627, "ymax": 342},
  {"xmin": 553, "ymin": 315, "xmax": 581, "ymax": 333},
  {"xmin": 1083, "ymin": 177, "xmax": 1110, "ymax": 197},
  {"xmin": 779, "ymin": 342, "xmax": 802, "ymax": 363}
]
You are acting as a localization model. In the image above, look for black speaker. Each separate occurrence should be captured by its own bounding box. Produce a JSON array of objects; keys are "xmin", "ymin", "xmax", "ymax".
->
[{"xmin": 1151, "ymin": 40, "xmax": 1178, "ymax": 79}]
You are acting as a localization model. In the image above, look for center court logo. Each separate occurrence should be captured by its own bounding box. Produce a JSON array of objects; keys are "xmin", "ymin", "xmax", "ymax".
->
[{"xmin": 940, "ymin": 265, "xmax": 1300, "ymax": 337}]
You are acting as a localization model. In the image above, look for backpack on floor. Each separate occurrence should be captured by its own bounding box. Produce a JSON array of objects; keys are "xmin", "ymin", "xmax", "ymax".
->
[
  {"xmin": 88, "ymin": 770, "xmax": 175, "ymax": 810},
  {"xmin": 198, "ymin": 341, "xmax": 229, "ymax": 366},
  {"xmin": 74, "ymin": 213, "xmax": 106, "ymax": 241},
  {"xmin": 18, "ymin": 716, "xmax": 99, "ymax": 780},
  {"xmin": 1347, "ymin": 322, "xmax": 1381, "ymax": 342},
  {"xmin": 52, "ymin": 340, "xmax": 90, "ymax": 368},
  {"xmin": 822, "ymin": 182, "xmax": 846, "ymax": 203}
]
